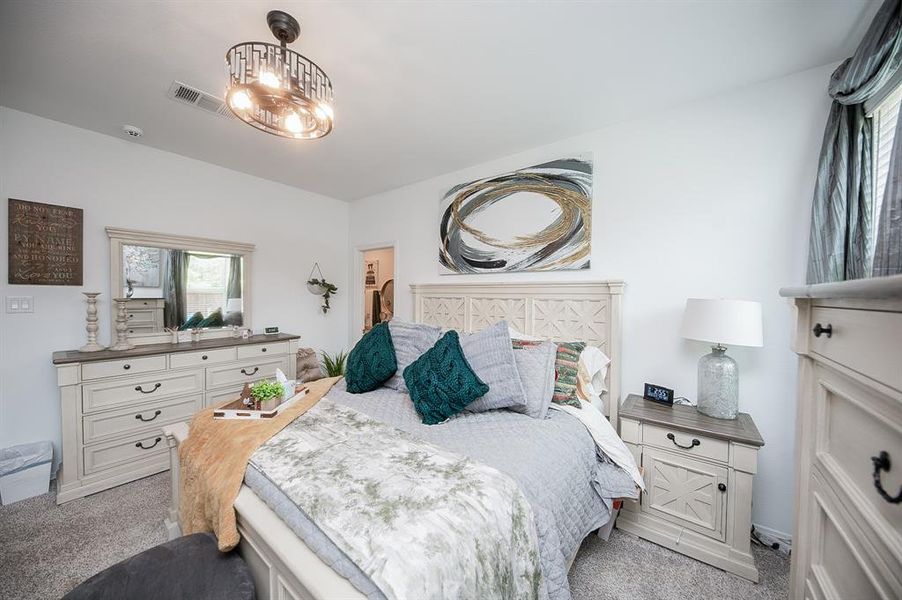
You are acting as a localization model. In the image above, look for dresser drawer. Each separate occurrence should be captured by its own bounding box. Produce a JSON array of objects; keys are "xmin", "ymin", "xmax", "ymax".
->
[
  {"xmin": 82, "ymin": 369, "xmax": 204, "ymax": 413},
  {"xmin": 82, "ymin": 394, "xmax": 202, "ymax": 444},
  {"xmin": 813, "ymin": 364, "xmax": 902, "ymax": 547},
  {"xmin": 205, "ymin": 385, "xmax": 249, "ymax": 407},
  {"xmin": 641, "ymin": 446, "xmax": 728, "ymax": 542},
  {"xmin": 127, "ymin": 324, "xmax": 157, "ymax": 335},
  {"xmin": 803, "ymin": 472, "xmax": 899, "ymax": 600},
  {"xmin": 642, "ymin": 423, "xmax": 729, "ymax": 464},
  {"xmin": 83, "ymin": 432, "xmax": 168, "ymax": 475},
  {"xmin": 810, "ymin": 306, "xmax": 902, "ymax": 391},
  {"xmin": 206, "ymin": 357, "xmax": 290, "ymax": 390},
  {"xmin": 81, "ymin": 355, "xmax": 167, "ymax": 381},
  {"xmin": 170, "ymin": 347, "xmax": 237, "ymax": 369},
  {"xmin": 125, "ymin": 309, "xmax": 156, "ymax": 324},
  {"xmin": 236, "ymin": 341, "xmax": 289, "ymax": 361},
  {"xmin": 126, "ymin": 298, "xmax": 163, "ymax": 309}
]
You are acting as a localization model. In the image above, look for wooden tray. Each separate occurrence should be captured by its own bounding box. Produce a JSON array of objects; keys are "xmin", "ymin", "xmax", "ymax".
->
[{"xmin": 213, "ymin": 386, "xmax": 309, "ymax": 420}]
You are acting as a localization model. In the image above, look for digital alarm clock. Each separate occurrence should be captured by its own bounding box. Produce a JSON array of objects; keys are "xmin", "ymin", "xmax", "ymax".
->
[{"xmin": 643, "ymin": 383, "xmax": 674, "ymax": 405}]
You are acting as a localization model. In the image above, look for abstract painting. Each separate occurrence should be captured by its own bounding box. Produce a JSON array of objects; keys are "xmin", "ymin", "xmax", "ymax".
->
[{"xmin": 439, "ymin": 157, "xmax": 592, "ymax": 274}]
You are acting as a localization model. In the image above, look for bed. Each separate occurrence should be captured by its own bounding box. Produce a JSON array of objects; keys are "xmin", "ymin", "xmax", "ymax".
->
[{"xmin": 163, "ymin": 280, "xmax": 629, "ymax": 600}]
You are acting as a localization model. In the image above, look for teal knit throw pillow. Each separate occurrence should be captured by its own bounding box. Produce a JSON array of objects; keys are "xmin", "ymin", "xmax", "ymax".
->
[
  {"xmin": 345, "ymin": 322, "xmax": 398, "ymax": 394},
  {"xmin": 403, "ymin": 331, "xmax": 490, "ymax": 425}
]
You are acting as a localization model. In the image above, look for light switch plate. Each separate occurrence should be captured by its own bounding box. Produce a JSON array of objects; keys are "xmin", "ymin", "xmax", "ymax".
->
[{"xmin": 6, "ymin": 296, "xmax": 34, "ymax": 313}]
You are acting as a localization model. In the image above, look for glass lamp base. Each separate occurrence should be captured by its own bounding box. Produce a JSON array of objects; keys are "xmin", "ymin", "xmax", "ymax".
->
[{"xmin": 697, "ymin": 345, "xmax": 739, "ymax": 420}]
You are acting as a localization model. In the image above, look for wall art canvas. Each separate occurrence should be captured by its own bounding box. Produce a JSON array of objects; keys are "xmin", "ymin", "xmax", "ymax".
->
[
  {"xmin": 8, "ymin": 198, "xmax": 83, "ymax": 285},
  {"xmin": 439, "ymin": 157, "xmax": 592, "ymax": 274}
]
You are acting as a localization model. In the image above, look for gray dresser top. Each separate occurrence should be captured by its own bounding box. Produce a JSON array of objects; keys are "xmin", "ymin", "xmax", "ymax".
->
[
  {"xmin": 52, "ymin": 333, "xmax": 300, "ymax": 365},
  {"xmin": 621, "ymin": 394, "xmax": 764, "ymax": 447}
]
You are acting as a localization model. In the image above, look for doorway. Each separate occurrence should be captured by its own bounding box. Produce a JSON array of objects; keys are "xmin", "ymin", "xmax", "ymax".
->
[{"xmin": 359, "ymin": 246, "xmax": 395, "ymax": 334}]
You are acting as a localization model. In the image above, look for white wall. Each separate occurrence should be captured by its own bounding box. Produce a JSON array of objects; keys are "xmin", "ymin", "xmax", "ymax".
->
[
  {"xmin": 0, "ymin": 107, "xmax": 350, "ymax": 472},
  {"xmin": 348, "ymin": 64, "xmax": 834, "ymax": 535}
]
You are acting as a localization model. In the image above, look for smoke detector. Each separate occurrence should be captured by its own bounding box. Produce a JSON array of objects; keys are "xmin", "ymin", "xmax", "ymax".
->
[{"xmin": 122, "ymin": 125, "xmax": 144, "ymax": 138}]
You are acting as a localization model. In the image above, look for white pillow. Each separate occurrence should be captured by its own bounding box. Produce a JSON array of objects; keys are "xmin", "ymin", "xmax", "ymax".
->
[{"xmin": 577, "ymin": 346, "xmax": 611, "ymax": 409}]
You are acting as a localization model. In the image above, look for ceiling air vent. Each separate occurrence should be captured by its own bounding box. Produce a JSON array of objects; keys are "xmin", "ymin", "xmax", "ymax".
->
[{"xmin": 167, "ymin": 81, "xmax": 237, "ymax": 121}]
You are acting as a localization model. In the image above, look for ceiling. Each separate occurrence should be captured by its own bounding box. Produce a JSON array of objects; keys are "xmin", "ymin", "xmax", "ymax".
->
[{"xmin": 0, "ymin": 1, "xmax": 878, "ymax": 201}]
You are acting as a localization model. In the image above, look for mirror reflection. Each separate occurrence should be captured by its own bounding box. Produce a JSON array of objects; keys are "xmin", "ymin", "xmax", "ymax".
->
[{"xmin": 122, "ymin": 244, "xmax": 244, "ymax": 333}]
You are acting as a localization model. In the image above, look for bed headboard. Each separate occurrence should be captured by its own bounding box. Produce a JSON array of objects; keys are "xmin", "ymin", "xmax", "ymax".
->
[{"xmin": 410, "ymin": 281, "xmax": 624, "ymax": 429}]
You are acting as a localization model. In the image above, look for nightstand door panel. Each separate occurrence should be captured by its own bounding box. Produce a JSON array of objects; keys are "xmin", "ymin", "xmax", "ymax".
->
[{"xmin": 642, "ymin": 447, "xmax": 728, "ymax": 541}]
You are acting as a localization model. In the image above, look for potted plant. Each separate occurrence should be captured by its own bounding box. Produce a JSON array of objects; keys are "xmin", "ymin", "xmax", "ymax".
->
[
  {"xmin": 320, "ymin": 350, "xmax": 347, "ymax": 376},
  {"xmin": 249, "ymin": 379, "xmax": 285, "ymax": 411},
  {"xmin": 306, "ymin": 262, "xmax": 338, "ymax": 314}
]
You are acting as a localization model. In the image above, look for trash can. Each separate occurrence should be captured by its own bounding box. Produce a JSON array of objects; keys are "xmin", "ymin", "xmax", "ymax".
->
[{"xmin": 0, "ymin": 441, "xmax": 53, "ymax": 505}]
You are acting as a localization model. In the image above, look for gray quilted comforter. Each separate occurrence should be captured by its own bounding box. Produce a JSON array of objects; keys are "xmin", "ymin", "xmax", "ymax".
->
[{"xmin": 245, "ymin": 379, "xmax": 636, "ymax": 600}]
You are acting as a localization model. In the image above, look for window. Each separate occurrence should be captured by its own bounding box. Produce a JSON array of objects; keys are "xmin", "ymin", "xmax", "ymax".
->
[
  {"xmin": 871, "ymin": 84, "xmax": 902, "ymax": 235},
  {"xmin": 185, "ymin": 252, "xmax": 230, "ymax": 317}
]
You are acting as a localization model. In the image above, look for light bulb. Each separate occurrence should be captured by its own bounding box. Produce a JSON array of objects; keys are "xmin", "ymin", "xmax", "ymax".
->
[
  {"xmin": 258, "ymin": 70, "xmax": 281, "ymax": 88},
  {"xmin": 229, "ymin": 90, "xmax": 252, "ymax": 111},
  {"xmin": 284, "ymin": 112, "xmax": 303, "ymax": 133}
]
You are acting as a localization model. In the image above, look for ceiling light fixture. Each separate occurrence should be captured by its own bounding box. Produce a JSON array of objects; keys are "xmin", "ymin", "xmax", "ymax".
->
[{"xmin": 225, "ymin": 11, "xmax": 334, "ymax": 140}]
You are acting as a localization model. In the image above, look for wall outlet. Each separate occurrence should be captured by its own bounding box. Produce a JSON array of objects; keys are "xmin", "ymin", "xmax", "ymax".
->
[{"xmin": 6, "ymin": 296, "xmax": 34, "ymax": 313}]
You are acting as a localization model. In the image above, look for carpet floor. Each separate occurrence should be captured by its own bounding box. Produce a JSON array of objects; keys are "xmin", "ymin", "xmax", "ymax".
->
[{"xmin": 0, "ymin": 473, "xmax": 788, "ymax": 599}]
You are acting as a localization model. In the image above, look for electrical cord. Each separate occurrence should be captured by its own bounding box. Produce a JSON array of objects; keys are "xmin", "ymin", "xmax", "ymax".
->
[{"xmin": 673, "ymin": 396, "xmax": 692, "ymax": 405}]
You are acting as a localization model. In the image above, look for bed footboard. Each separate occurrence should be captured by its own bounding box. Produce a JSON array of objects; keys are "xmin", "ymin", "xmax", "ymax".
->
[{"xmin": 161, "ymin": 422, "xmax": 189, "ymax": 541}]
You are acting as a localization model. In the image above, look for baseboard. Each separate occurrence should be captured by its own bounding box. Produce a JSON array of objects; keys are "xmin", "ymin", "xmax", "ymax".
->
[{"xmin": 751, "ymin": 523, "xmax": 792, "ymax": 556}]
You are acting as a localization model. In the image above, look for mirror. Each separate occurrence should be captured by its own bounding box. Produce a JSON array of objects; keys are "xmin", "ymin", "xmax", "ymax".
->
[{"xmin": 107, "ymin": 228, "xmax": 254, "ymax": 340}]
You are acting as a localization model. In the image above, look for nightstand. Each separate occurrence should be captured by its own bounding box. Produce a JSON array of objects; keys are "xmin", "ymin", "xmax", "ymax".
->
[{"xmin": 616, "ymin": 394, "xmax": 764, "ymax": 581}]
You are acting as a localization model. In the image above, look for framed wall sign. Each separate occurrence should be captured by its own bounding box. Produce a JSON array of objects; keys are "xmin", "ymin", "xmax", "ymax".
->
[{"xmin": 8, "ymin": 198, "xmax": 83, "ymax": 286}]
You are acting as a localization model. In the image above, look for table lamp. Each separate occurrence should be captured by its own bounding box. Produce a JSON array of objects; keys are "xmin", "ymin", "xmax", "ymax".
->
[{"xmin": 680, "ymin": 298, "xmax": 763, "ymax": 419}]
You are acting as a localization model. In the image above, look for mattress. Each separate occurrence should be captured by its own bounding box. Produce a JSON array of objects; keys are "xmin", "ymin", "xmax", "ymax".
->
[{"xmin": 245, "ymin": 379, "xmax": 636, "ymax": 600}]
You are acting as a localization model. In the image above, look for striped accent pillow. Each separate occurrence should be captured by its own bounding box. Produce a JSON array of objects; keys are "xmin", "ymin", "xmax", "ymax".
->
[{"xmin": 512, "ymin": 339, "xmax": 586, "ymax": 409}]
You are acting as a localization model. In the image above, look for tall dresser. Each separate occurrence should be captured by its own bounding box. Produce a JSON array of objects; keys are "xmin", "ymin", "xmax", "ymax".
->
[
  {"xmin": 781, "ymin": 276, "xmax": 902, "ymax": 600},
  {"xmin": 52, "ymin": 333, "xmax": 299, "ymax": 504}
]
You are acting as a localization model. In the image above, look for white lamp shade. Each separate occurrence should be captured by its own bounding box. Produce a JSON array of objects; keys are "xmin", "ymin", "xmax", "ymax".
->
[{"xmin": 680, "ymin": 298, "xmax": 763, "ymax": 347}]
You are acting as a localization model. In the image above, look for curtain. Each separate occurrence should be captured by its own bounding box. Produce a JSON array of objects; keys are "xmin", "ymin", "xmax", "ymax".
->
[
  {"xmin": 227, "ymin": 255, "xmax": 242, "ymax": 303},
  {"xmin": 164, "ymin": 250, "xmax": 189, "ymax": 329},
  {"xmin": 807, "ymin": 0, "xmax": 902, "ymax": 283},
  {"xmin": 873, "ymin": 102, "xmax": 902, "ymax": 275}
]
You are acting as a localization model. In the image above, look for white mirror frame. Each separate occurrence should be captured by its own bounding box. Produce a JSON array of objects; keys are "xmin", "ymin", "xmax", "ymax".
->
[{"xmin": 106, "ymin": 227, "xmax": 255, "ymax": 345}]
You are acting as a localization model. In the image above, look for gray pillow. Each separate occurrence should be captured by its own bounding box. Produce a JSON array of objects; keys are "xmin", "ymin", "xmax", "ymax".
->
[
  {"xmin": 460, "ymin": 320, "xmax": 528, "ymax": 412},
  {"xmin": 384, "ymin": 319, "xmax": 442, "ymax": 392},
  {"xmin": 510, "ymin": 341, "xmax": 557, "ymax": 419}
]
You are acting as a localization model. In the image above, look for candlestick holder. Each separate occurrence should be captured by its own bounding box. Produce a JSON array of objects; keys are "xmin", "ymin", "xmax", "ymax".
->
[
  {"xmin": 109, "ymin": 298, "xmax": 135, "ymax": 351},
  {"xmin": 79, "ymin": 292, "xmax": 106, "ymax": 352}
]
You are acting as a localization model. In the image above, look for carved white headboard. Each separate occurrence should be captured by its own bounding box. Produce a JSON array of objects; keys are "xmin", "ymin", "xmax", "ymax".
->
[{"xmin": 410, "ymin": 281, "xmax": 623, "ymax": 429}]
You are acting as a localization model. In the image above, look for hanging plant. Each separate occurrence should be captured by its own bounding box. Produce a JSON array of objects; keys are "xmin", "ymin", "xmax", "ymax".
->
[{"xmin": 307, "ymin": 263, "xmax": 338, "ymax": 314}]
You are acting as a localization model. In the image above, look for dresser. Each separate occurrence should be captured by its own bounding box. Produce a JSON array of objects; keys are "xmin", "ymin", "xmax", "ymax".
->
[
  {"xmin": 52, "ymin": 333, "xmax": 299, "ymax": 504},
  {"xmin": 124, "ymin": 298, "xmax": 165, "ymax": 334},
  {"xmin": 617, "ymin": 394, "xmax": 764, "ymax": 581},
  {"xmin": 781, "ymin": 276, "xmax": 902, "ymax": 600}
]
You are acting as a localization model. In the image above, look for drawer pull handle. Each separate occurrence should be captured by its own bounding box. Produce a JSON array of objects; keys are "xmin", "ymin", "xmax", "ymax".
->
[
  {"xmin": 666, "ymin": 432, "xmax": 700, "ymax": 449},
  {"xmin": 261, "ymin": 347, "xmax": 267, "ymax": 352},
  {"xmin": 134, "ymin": 383, "xmax": 162, "ymax": 394},
  {"xmin": 718, "ymin": 483, "xmax": 727, "ymax": 492},
  {"xmin": 135, "ymin": 437, "xmax": 162, "ymax": 450},
  {"xmin": 812, "ymin": 323, "xmax": 832, "ymax": 338},
  {"xmin": 241, "ymin": 367, "xmax": 259, "ymax": 376},
  {"xmin": 135, "ymin": 410, "xmax": 162, "ymax": 422},
  {"xmin": 202, "ymin": 355, "xmax": 208, "ymax": 360},
  {"xmin": 871, "ymin": 451, "xmax": 902, "ymax": 504},
  {"xmin": 123, "ymin": 364, "xmax": 131, "ymax": 370}
]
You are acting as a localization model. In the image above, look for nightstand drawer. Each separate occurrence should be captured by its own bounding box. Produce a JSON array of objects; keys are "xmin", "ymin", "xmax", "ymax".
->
[{"xmin": 642, "ymin": 423, "xmax": 729, "ymax": 464}]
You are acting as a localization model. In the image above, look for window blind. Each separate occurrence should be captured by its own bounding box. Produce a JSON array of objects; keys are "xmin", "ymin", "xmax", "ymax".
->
[{"xmin": 873, "ymin": 86, "xmax": 902, "ymax": 220}]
